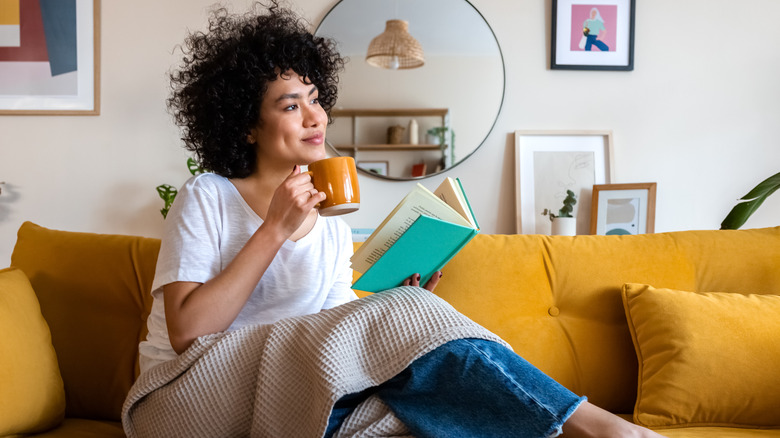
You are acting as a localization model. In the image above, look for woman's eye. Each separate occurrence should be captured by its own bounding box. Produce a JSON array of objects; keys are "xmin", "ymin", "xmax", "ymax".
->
[
  {"xmin": 285, "ymin": 104, "xmax": 298, "ymax": 111},
  {"xmin": 311, "ymin": 97, "xmax": 320, "ymax": 105}
]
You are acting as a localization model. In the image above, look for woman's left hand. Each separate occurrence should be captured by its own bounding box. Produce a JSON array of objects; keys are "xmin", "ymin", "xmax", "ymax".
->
[{"xmin": 403, "ymin": 271, "xmax": 443, "ymax": 292}]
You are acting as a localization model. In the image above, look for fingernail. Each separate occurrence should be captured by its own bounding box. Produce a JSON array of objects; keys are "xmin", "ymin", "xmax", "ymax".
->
[
  {"xmin": 416, "ymin": 274, "xmax": 421, "ymax": 281},
  {"xmin": 439, "ymin": 272, "xmax": 443, "ymax": 278}
]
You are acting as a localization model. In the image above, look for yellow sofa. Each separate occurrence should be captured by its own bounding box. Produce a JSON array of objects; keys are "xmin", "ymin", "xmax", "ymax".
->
[{"xmin": 4, "ymin": 221, "xmax": 780, "ymax": 437}]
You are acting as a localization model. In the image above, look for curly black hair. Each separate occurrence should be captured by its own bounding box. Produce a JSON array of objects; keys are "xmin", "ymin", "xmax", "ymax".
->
[{"xmin": 167, "ymin": 1, "xmax": 344, "ymax": 178}]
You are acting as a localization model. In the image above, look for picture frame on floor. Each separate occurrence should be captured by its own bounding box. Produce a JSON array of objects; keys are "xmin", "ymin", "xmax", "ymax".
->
[
  {"xmin": 514, "ymin": 130, "xmax": 614, "ymax": 235},
  {"xmin": 590, "ymin": 183, "xmax": 657, "ymax": 235}
]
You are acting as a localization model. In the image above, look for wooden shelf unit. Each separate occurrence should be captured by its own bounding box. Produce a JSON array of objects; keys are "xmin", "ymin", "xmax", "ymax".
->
[{"xmin": 330, "ymin": 108, "xmax": 449, "ymax": 152}]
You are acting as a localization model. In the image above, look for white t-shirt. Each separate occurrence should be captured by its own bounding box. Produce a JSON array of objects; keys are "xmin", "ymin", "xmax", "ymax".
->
[{"xmin": 139, "ymin": 173, "xmax": 357, "ymax": 372}]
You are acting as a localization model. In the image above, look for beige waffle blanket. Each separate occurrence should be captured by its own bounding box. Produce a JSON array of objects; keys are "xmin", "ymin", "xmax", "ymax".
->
[{"xmin": 121, "ymin": 287, "xmax": 507, "ymax": 437}]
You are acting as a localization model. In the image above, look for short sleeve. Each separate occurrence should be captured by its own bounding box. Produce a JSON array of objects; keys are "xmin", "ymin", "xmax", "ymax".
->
[{"xmin": 151, "ymin": 176, "xmax": 224, "ymax": 293}]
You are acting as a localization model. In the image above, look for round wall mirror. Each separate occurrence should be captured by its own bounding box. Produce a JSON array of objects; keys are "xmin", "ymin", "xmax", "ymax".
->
[{"xmin": 315, "ymin": 0, "xmax": 505, "ymax": 180}]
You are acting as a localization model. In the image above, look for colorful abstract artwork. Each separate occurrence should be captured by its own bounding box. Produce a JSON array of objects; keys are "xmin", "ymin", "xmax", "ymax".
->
[{"xmin": 0, "ymin": 0, "xmax": 97, "ymax": 113}]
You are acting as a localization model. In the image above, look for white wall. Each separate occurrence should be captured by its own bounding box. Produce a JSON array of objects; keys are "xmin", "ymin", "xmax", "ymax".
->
[{"xmin": 1, "ymin": 0, "xmax": 779, "ymax": 266}]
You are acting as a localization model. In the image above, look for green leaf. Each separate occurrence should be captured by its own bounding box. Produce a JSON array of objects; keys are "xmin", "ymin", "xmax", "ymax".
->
[
  {"xmin": 187, "ymin": 158, "xmax": 204, "ymax": 175},
  {"xmin": 720, "ymin": 171, "xmax": 780, "ymax": 230}
]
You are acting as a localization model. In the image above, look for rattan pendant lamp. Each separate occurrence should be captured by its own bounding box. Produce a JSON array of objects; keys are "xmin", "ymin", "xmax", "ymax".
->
[{"xmin": 366, "ymin": 19, "xmax": 424, "ymax": 70}]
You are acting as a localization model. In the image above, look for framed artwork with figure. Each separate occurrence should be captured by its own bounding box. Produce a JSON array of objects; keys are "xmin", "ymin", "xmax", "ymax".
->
[
  {"xmin": 551, "ymin": 0, "xmax": 635, "ymax": 71},
  {"xmin": 590, "ymin": 183, "xmax": 657, "ymax": 235},
  {"xmin": 0, "ymin": 0, "xmax": 100, "ymax": 114},
  {"xmin": 514, "ymin": 130, "xmax": 614, "ymax": 236}
]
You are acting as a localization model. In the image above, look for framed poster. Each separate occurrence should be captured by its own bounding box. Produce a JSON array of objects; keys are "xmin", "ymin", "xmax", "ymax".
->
[
  {"xmin": 0, "ymin": 0, "xmax": 100, "ymax": 114},
  {"xmin": 515, "ymin": 130, "xmax": 614, "ymax": 235},
  {"xmin": 590, "ymin": 183, "xmax": 657, "ymax": 235},
  {"xmin": 551, "ymin": 0, "xmax": 635, "ymax": 71},
  {"xmin": 357, "ymin": 160, "xmax": 389, "ymax": 176}
]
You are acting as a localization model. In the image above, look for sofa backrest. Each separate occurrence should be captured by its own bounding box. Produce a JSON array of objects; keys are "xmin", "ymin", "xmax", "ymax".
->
[
  {"xmin": 431, "ymin": 227, "xmax": 780, "ymax": 414},
  {"xmin": 11, "ymin": 222, "xmax": 160, "ymax": 422}
]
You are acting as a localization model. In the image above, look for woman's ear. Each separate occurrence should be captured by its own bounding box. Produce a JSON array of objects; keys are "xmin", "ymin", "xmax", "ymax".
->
[{"xmin": 247, "ymin": 133, "xmax": 256, "ymax": 144}]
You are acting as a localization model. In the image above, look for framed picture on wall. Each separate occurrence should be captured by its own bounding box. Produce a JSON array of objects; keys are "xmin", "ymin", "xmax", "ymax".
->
[
  {"xmin": 590, "ymin": 183, "xmax": 657, "ymax": 235},
  {"xmin": 0, "ymin": 0, "xmax": 100, "ymax": 114},
  {"xmin": 515, "ymin": 130, "xmax": 613, "ymax": 235},
  {"xmin": 357, "ymin": 161, "xmax": 389, "ymax": 176},
  {"xmin": 551, "ymin": 0, "xmax": 635, "ymax": 71}
]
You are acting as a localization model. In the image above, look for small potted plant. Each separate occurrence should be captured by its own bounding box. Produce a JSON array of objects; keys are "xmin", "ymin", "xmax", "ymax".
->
[{"xmin": 542, "ymin": 189, "xmax": 577, "ymax": 236}]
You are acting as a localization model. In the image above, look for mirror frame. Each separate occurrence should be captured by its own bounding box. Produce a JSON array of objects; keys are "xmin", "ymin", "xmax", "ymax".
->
[{"xmin": 315, "ymin": 0, "xmax": 506, "ymax": 181}]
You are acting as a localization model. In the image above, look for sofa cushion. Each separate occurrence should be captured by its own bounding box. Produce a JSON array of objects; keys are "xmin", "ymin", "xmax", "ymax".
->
[
  {"xmin": 622, "ymin": 283, "xmax": 780, "ymax": 429},
  {"xmin": 10, "ymin": 222, "xmax": 160, "ymax": 421},
  {"xmin": 0, "ymin": 268, "xmax": 65, "ymax": 435}
]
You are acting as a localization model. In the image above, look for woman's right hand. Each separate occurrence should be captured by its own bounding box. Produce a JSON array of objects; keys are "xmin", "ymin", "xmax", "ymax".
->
[{"xmin": 265, "ymin": 165, "xmax": 326, "ymax": 238}]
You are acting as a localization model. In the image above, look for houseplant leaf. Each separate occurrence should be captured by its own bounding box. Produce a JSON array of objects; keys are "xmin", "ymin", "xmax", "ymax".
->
[{"xmin": 720, "ymin": 171, "xmax": 780, "ymax": 230}]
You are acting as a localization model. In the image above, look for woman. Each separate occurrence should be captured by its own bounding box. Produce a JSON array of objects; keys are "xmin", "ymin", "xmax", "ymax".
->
[
  {"xmin": 125, "ymin": 2, "xmax": 663, "ymax": 437},
  {"xmin": 584, "ymin": 7, "xmax": 610, "ymax": 51}
]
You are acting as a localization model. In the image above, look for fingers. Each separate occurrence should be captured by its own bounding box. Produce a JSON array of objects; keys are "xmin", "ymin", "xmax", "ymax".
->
[
  {"xmin": 287, "ymin": 166, "xmax": 324, "ymax": 207},
  {"xmin": 402, "ymin": 272, "xmax": 443, "ymax": 291},
  {"xmin": 423, "ymin": 271, "xmax": 443, "ymax": 292},
  {"xmin": 403, "ymin": 274, "xmax": 421, "ymax": 287}
]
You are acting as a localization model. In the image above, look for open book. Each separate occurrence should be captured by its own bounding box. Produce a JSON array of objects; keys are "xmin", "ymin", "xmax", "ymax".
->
[{"xmin": 351, "ymin": 177, "xmax": 479, "ymax": 293}]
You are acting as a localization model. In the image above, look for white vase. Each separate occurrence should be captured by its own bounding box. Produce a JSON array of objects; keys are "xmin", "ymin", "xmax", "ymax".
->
[
  {"xmin": 551, "ymin": 217, "xmax": 576, "ymax": 236},
  {"xmin": 408, "ymin": 119, "xmax": 419, "ymax": 145}
]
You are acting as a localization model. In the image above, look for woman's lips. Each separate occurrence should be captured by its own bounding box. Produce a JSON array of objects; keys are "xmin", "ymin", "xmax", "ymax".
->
[{"xmin": 303, "ymin": 132, "xmax": 324, "ymax": 145}]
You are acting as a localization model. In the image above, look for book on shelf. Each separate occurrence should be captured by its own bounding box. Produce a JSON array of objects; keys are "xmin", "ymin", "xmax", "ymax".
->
[{"xmin": 351, "ymin": 177, "xmax": 479, "ymax": 293}]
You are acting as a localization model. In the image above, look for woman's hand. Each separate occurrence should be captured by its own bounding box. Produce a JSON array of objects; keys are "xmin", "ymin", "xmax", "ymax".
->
[
  {"xmin": 403, "ymin": 271, "xmax": 443, "ymax": 292},
  {"xmin": 265, "ymin": 165, "xmax": 326, "ymax": 238}
]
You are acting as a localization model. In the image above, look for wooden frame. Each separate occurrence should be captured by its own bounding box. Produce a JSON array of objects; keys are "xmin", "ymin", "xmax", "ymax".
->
[
  {"xmin": 515, "ymin": 130, "xmax": 613, "ymax": 235},
  {"xmin": 590, "ymin": 183, "xmax": 657, "ymax": 235},
  {"xmin": 357, "ymin": 160, "xmax": 389, "ymax": 176},
  {"xmin": 0, "ymin": 0, "xmax": 100, "ymax": 115},
  {"xmin": 551, "ymin": 0, "xmax": 635, "ymax": 71}
]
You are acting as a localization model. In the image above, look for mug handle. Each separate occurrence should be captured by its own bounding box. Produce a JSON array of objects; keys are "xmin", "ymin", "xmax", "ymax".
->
[{"xmin": 303, "ymin": 170, "xmax": 322, "ymax": 209}]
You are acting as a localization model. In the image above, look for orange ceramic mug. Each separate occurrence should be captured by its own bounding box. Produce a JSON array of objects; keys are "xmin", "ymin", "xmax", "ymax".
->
[{"xmin": 305, "ymin": 156, "xmax": 360, "ymax": 216}]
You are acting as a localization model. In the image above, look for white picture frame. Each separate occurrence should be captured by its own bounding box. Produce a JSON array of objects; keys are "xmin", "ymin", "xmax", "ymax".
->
[
  {"xmin": 357, "ymin": 160, "xmax": 389, "ymax": 176},
  {"xmin": 515, "ymin": 130, "xmax": 614, "ymax": 235}
]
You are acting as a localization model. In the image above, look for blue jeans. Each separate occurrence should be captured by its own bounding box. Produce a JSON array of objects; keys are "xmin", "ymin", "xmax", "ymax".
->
[
  {"xmin": 326, "ymin": 339, "xmax": 585, "ymax": 438},
  {"xmin": 585, "ymin": 35, "xmax": 609, "ymax": 51}
]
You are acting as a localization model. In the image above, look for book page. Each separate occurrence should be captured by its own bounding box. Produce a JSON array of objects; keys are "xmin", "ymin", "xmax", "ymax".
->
[
  {"xmin": 433, "ymin": 177, "xmax": 477, "ymax": 228},
  {"xmin": 351, "ymin": 184, "xmax": 472, "ymax": 273}
]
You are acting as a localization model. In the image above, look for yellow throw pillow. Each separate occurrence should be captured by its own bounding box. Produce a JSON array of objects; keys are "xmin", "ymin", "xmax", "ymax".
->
[
  {"xmin": 0, "ymin": 268, "xmax": 65, "ymax": 435},
  {"xmin": 622, "ymin": 283, "xmax": 780, "ymax": 429}
]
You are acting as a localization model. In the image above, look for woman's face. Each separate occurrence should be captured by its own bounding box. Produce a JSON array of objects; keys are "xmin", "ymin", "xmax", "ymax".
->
[
  {"xmin": 591, "ymin": 9, "xmax": 598, "ymax": 19},
  {"xmin": 250, "ymin": 70, "xmax": 328, "ymax": 170}
]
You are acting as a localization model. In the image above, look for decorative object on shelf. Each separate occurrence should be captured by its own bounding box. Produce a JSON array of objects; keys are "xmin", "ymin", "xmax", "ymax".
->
[
  {"xmin": 551, "ymin": 0, "xmax": 635, "ymax": 71},
  {"xmin": 366, "ymin": 19, "xmax": 424, "ymax": 70},
  {"xmin": 590, "ymin": 183, "xmax": 656, "ymax": 235},
  {"xmin": 721, "ymin": 171, "xmax": 780, "ymax": 230},
  {"xmin": 411, "ymin": 162, "xmax": 427, "ymax": 178},
  {"xmin": 387, "ymin": 125, "xmax": 405, "ymax": 144},
  {"xmin": 156, "ymin": 158, "xmax": 204, "ymax": 219},
  {"xmin": 515, "ymin": 130, "xmax": 613, "ymax": 235},
  {"xmin": 408, "ymin": 119, "xmax": 418, "ymax": 145},
  {"xmin": 0, "ymin": 0, "xmax": 101, "ymax": 114},
  {"xmin": 542, "ymin": 189, "xmax": 577, "ymax": 236},
  {"xmin": 357, "ymin": 161, "xmax": 389, "ymax": 177},
  {"xmin": 427, "ymin": 126, "xmax": 455, "ymax": 168}
]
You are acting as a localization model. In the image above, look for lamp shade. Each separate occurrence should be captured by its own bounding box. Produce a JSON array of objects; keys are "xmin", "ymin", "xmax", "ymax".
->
[{"xmin": 366, "ymin": 20, "xmax": 424, "ymax": 70}]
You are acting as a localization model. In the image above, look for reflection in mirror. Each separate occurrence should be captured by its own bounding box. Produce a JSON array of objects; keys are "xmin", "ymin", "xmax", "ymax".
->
[{"xmin": 316, "ymin": 0, "xmax": 505, "ymax": 180}]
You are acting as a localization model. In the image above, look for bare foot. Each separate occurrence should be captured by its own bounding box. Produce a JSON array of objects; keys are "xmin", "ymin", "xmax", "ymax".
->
[{"xmin": 560, "ymin": 401, "xmax": 666, "ymax": 437}]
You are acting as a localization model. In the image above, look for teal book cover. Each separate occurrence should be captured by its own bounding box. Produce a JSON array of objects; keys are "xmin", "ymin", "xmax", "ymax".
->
[{"xmin": 352, "ymin": 215, "xmax": 478, "ymax": 293}]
